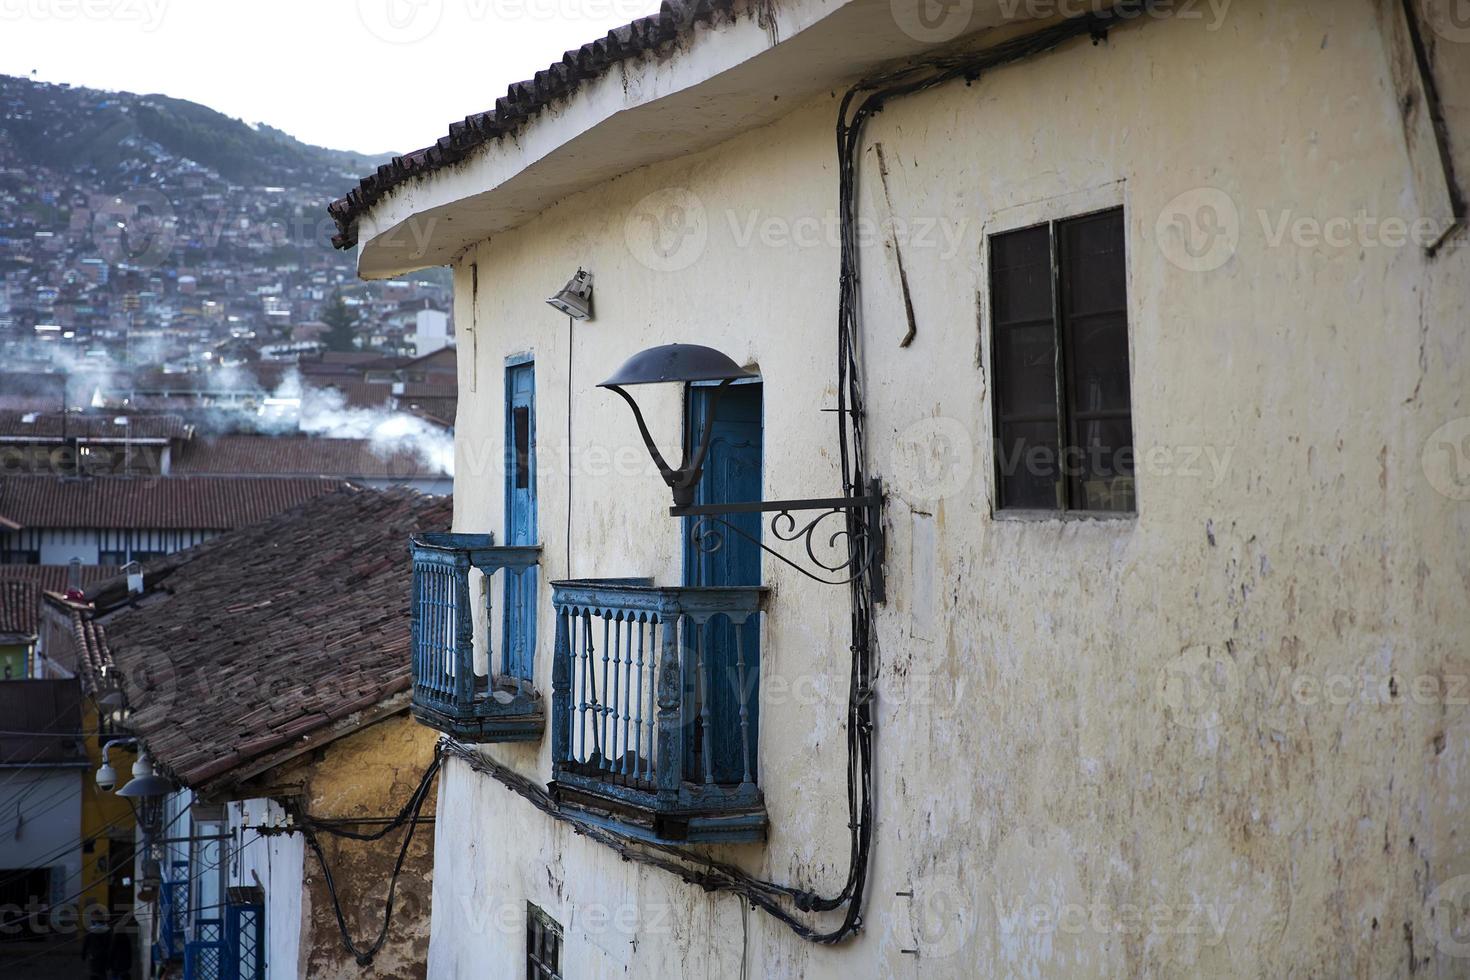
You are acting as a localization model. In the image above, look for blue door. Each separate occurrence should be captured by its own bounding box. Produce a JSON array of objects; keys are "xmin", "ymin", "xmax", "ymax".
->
[
  {"xmin": 504, "ymin": 360, "xmax": 537, "ymax": 681},
  {"xmin": 683, "ymin": 381, "xmax": 762, "ymax": 785}
]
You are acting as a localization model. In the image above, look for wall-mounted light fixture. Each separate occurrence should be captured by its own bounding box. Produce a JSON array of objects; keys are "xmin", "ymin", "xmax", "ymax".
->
[
  {"xmin": 546, "ymin": 269, "xmax": 593, "ymax": 320},
  {"xmin": 96, "ymin": 737, "xmax": 134, "ymax": 791},
  {"xmin": 599, "ymin": 344, "xmax": 754, "ymax": 508},
  {"xmin": 97, "ymin": 740, "xmax": 172, "ymax": 799},
  {"xmin": 600, "ymin": 343, "xmax": 885, "ymax": 596},
  {"xmin": 116, "ymin": 752, "xmax": 172, "ymax": 799}
]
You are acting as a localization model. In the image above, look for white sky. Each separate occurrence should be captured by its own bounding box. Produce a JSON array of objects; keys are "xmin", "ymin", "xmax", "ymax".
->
[{"xmin": 1, "ymin": 0, "xmax": 665, "ymax": 153}]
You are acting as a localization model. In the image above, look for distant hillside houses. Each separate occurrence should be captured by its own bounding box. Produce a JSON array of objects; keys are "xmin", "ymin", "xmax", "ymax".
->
[{"xmin": 0, "ymin": 73, "xmax": 443, "ymax": 377}]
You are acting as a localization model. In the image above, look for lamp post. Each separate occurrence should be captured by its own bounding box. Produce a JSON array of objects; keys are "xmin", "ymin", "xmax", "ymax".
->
[
  {"xmin": 600, "ymin": 343, "xmax": 885, "ymax": 596},
  {"xmin": 97, "ymin": 740, "xmax": 174, "ymax": 842}
]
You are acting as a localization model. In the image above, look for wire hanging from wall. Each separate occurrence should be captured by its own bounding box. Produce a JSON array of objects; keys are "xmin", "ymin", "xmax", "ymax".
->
[{"xmin": 289, "ymin": 752, "xmax": 442, "ymax": 967}]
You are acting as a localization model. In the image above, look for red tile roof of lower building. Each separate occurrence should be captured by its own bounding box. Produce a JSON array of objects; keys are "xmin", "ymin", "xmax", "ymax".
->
[
  {"xmin": 0, "ymin": 564, "xmax": 121, "ymax": 596},
  {"xmin": 94, "ymin": 486, "xmax": 451, "ymax": 790},
  {"xmin": 0, "ymin": 475, "xmax": 344, "ymax": 530},
  {"xmin": 0, "ymin": 412, "xmax": 192, "ymax": 442}
]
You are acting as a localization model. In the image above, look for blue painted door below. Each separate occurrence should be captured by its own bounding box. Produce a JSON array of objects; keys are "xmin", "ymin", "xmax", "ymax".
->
[{"xmin": 683, "ymin": 382, "xmax": 762, "ymax": 785}]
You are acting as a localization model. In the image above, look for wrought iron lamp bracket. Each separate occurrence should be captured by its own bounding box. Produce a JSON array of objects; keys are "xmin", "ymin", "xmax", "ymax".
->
[{"xmin": 671, "ymin": 478, "xmax": 887, "ymax": 600}]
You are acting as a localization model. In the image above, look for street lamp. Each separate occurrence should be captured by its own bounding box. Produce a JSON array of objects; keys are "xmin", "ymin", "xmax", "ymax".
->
[
  {"xmin": 116, "ymin": 752, "xmax": 172, "ymax": 834},
  {"xmin": 116, "ymin": 753, "xmax": 173, "ymax": 799},
  {"xmin": 599, "ymin": 343, "xmax": 885, "ymax": 595},
  {"xmin": 598, "ymin": 344, "xmax": 755, "ymax": 508}
]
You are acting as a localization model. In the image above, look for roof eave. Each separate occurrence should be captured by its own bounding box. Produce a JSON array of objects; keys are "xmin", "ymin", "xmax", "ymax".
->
[
  {"xmin": 187, "ymin": 690, "xmax": 412, "ymax": 800},
  {"xmin": 348, "ymin": 0, "xmax": 1043, "ymax": 278}
]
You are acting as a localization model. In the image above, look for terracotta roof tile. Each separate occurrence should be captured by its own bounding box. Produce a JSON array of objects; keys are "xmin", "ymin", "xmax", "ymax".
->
[
  {"xmin": 0, "ymin": 412, "xmax": 191, "ymax": 441},
  {"xmin": 172, "ymin": 435, "xmax": 447, "ymax": 480},
  {"xmin": 97, "ymin": 486, "xmax": 451, "ymax": 788},
  {"xmin": 0, "ymin": 580, "xmax": 38, "ymax": 637},
  {"xmin": 0, "ymin": 475, "xmax": 344, "ymax": 529},
  {"xmin": 0, "ymin": 565, "xmax": 120, "ymax": 595}
]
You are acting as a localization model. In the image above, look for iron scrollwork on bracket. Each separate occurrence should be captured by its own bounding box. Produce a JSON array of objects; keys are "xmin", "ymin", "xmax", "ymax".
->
[{"xmin": 674, "ymin": 478, "xmax": 886, "ymax": 599}]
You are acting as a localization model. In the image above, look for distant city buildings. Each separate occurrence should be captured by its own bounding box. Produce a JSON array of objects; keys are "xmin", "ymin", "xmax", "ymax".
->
[{"xmin": 0, "ymin": 76, "xmax": 453, "ymax": 385}]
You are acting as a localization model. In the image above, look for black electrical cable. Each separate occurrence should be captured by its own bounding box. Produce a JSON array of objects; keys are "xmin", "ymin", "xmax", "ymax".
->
[
  {"xmin": 0, "ymin": 802, "xmax": 193, "ymax": 933},
  {"xmin": 291, "ymin": 752, "xmax": 441, "ymax": 967},
  {"xmin": 0, "ymin": 806, "xmax": 137, "ymax": 895}
]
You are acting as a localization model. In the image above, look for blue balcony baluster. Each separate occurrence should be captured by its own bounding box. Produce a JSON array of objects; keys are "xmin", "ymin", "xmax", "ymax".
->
[
  {"xmin": 733, "ymin": 621, "xmax": 753, "ymax": 787},
  {"xmin": 655, "ymin": 613, "xmax": 681, "ymax": 807},
  {"xmin": 695, "ymin": 620, "xmax": 715, "ymax": 785},
  {"xmin": 598, "ymin": 614, "xmax": 611, "ymax": 770}
]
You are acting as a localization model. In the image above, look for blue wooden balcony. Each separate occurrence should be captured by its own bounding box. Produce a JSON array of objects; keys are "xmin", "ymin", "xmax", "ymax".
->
[
  {"xmin": 549, "ymin": 579, "xmax": 768, "ymax": 844},
  {"xmin": 410, "ymin": 533, "xmax": 544, "ymax": 741}
]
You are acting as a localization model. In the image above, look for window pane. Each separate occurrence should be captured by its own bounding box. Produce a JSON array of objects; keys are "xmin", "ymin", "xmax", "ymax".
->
[
  {"xmin": 991, "ymin": 224, "xmax": 1054, "ymax": 326},
  {"xmin": 996, "ymin": 322, "xmax": 1058, "ymax": 419},
  {"xmin": 526, "ymin": 904, "xmax": 563, "ymax": 980},
  {"xmin": 1070, "ymin": 417, "xmax": 1135, "ymax": 513},
  {"xmin": 1059, "ymin": 208, "xmax": 1133, "ymax": 513},
  {"xmin": 513, "ymin": 406, "xmax": 530, "ymax": 489},
  {"xmin": 995, "ymin": 420, "xmax": 1062, "ymax": 510},
  {"xmin": 991, "ymin": 223, "xmax": 1061, "ymax": 511},
  {"xmin": 1059, "ymin": 208, "xmax": 1127, "ymax": 318},
  {"xmin": 1068, "ymin": 317, "xmax": 1131, "ymax": 414}
]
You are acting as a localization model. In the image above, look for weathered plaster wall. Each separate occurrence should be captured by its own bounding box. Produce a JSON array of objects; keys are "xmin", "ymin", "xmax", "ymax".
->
[
  {"xmin": 292, "ymin": 716, "xmax": 438, "ymax": 980},
  {"xmin": 433, "ymin": 1, "xmax": 1470, "ymax": 975},
  {"xmin": 226, "ymin": 717, "xmax": 437, "ymax": 980}
]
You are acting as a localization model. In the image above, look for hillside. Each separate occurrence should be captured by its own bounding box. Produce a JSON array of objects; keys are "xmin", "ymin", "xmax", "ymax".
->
[
  {"xmin": 0, "ymin": 74, "xmax": 393, "ymax": 192},
  {"xmin": 0, "ymin": 74, "xmax": 452, "ymax": 377}
]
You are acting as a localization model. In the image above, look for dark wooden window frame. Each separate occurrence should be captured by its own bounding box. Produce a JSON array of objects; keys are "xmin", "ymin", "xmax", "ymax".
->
[
  {"xmin": 526, "ymin": 902, "xmax": 563, "ymax": 980},
  {"xmin": 988, "ymin": 205, "xmax": 1136, "ymax": 517}
]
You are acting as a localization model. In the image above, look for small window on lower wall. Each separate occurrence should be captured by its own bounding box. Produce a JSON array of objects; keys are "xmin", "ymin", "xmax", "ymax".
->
[
  {"xmin": 526, "ymin": 903, "xmax": 563, "ymax": 980},
  {"xmin": 989, "ymin": 206, "xmax": 1135, "ymax": 514}
]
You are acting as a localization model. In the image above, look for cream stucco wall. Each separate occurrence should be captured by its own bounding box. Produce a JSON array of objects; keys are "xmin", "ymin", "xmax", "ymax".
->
[{"xmin": 428, "ymin": 1, "xmax": 1470, "ymax": 975}]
